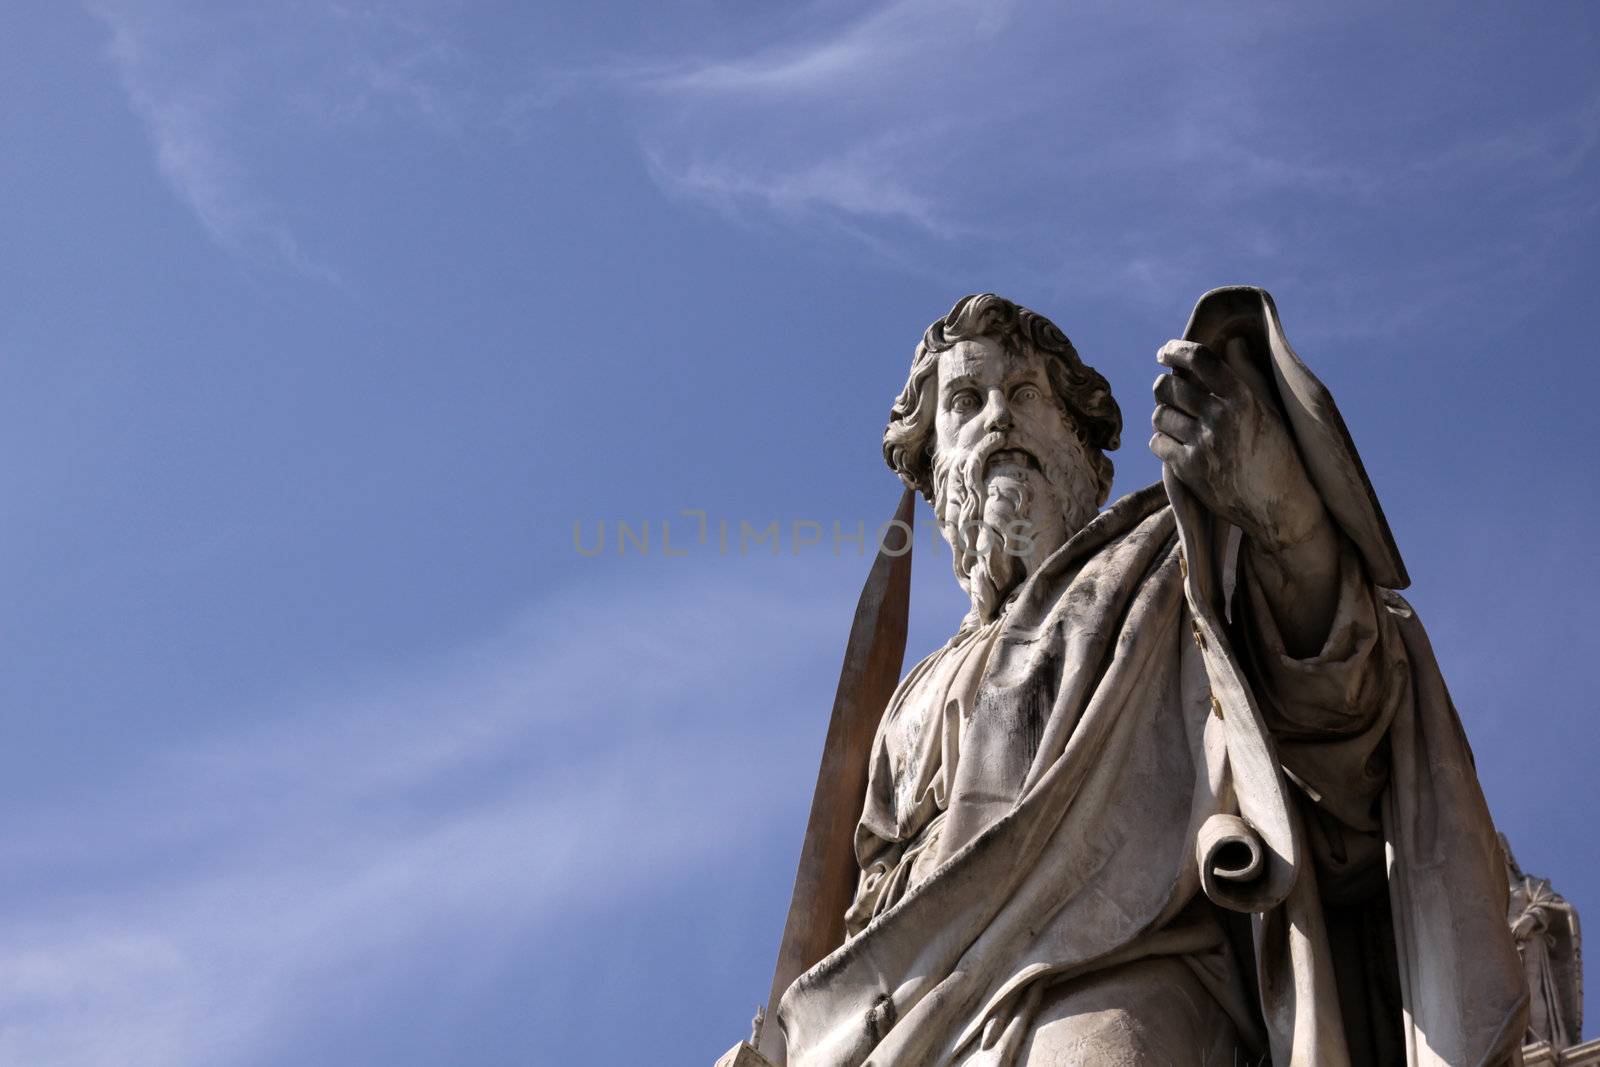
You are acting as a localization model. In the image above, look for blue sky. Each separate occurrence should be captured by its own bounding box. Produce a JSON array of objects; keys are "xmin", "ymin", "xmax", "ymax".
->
[{"xmin": 2, "ymin": 1, "xmax": 1597, "ymax": 1063}]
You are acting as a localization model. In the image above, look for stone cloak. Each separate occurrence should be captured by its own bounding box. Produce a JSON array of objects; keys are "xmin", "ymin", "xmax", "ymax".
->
[{"xmin": 775, "ymin": 288, "xmax": 1526, "ymax": 1067}]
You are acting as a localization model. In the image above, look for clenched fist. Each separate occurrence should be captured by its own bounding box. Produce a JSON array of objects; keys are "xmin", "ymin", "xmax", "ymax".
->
[
  {"xmin": 1148, "ymin": 337, "xmax": 1326, "ymax": 553},
  {"xmin": 1148, "ymin": 336, "xmax": 1341, "ymax": 654}
]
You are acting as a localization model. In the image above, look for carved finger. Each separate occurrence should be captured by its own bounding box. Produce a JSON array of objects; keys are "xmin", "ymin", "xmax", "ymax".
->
[
  {"xmin": 1148, "ymin": 430, "xmax": 1188, "ymax": 466},
  {"xmin": 1153, "ymin": 371, "xmax": 1218, "ymax": 418},
  {"xmin": 1158, "ymin": 340, "xmax": 1237, "ymax": 398},
  {"xmin": 1151, "ymin": 403, "xmax": 1198, "ymax": 443}
]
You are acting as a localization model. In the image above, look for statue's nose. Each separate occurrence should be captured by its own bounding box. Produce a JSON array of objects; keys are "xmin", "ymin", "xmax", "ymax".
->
[{"xmin": 986, "ymin": 403, "xmax": 1013, "ymax": 433}]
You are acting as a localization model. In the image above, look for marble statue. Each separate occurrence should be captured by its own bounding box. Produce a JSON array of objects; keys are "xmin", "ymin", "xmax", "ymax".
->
[
  {"xmin": 727, "ymin": 288, "xmax": 1530, "ymax": 1067},
  {"xmin": 1503, "ymin": 835, "xmax": 1584, "ymax": 1052}
]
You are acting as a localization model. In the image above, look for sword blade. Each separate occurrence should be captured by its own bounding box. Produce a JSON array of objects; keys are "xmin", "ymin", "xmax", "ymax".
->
[{"xmin": 757, "ymin": 488, "xmax": 915, "ymax": 1064}]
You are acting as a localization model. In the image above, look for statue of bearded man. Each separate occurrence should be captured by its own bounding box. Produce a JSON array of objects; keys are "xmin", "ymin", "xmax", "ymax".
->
[{"xmin": 765, "ymin": 290, "xmax": 1528, "ymax": 1067}]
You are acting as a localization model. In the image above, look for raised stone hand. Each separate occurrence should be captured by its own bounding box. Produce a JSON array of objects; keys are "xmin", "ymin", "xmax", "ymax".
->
[
  {"xmin": 1148, "ymin": 337, "xmax": 1340, "ymax": 655},
  {"xmin": 1148, "ymin": 338, "xmax": 1324, "ymax": 552}
]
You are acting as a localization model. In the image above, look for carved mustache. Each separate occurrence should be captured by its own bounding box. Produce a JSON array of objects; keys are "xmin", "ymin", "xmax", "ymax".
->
[
  {"xmin": 965, "ymin": 433, "xmax": 1043, "ymax": 476},
  {"xmin": 985, "ymin": 447, "xmax": 1042, "ymax": 474}
]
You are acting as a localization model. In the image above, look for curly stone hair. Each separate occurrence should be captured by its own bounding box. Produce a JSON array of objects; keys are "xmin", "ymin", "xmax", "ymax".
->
[{"xmin": 883, "ymin": 294, "xmax": 1122, "ymax": 504}]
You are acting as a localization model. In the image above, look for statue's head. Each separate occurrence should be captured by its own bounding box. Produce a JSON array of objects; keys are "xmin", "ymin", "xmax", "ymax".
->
[{"xmin": 883, "ymin": 294, "xmax": 1121, "ymax": 622}]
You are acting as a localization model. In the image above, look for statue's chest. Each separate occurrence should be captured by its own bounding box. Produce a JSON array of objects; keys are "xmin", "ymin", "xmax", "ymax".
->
[{"xmin": 881, "ymin": 622, "xmax": 1004, "ymax": 821}]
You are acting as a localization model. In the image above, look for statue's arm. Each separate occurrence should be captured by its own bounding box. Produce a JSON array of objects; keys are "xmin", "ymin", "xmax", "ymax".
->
[
  {"xmin": 1149, "ymin": 337, "xmax": 1341, "ymax": 656},
  {"xmin": 1152, "ymin": 335, "xmax": 1406, "ymax": 837}
]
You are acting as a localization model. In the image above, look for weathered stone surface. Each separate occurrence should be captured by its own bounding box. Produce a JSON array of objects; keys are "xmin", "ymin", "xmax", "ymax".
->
[
  {"xmin": 729, "ymin": 289, "xmax": 1531, "ymax": 1066},
  {"xmin": 1525, "ymin": 1037, "xmax": 1600, "ymax": 1066},
  {"xmin": 1506, "ymin": 833, "xmax": 1586, "ymax": 1054},
  {"xmin": 713, "ymin": 1042, "xmax": 776, "ymax": 1067}
]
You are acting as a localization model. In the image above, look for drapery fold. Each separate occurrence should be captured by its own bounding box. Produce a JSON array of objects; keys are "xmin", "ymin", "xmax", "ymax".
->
[{"xmin": 776, "ymin": 288, "xmax": 1525, "ymax": 1066}]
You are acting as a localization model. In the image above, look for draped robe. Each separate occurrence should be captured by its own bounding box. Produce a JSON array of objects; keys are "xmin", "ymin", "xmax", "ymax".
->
[{"xmin": 775, "ymin": 288, "xmax": 1528, "ymax": 1067}]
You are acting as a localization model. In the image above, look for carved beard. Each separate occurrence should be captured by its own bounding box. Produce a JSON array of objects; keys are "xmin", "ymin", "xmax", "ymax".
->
[{"xmin": 932, "ymin": 432, "xmax": 1100, "ymax": 627}]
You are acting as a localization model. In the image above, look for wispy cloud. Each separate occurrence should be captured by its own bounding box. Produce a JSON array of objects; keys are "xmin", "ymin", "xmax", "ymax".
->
[
  {"xmin": 85, "ymin": 0, "xmax": 1600, "ymax": 323},
  {"xmin": 0, "ymin": 561, "xmax": 854, "ymax": 1065},
  {"xmin": 607, "ymin": 1, "xmax": 1359, "ymax": 300},
  {"xmin": 87, "ymin": 1, "xmax": 474, "ymax": 281},
  {"xmin": 640, "ymin": 0, "xmax": 1014, "ymax": 98},
  {"xmin": 598, "ymin": 0, "xmax": 1600, "ymax": 331},
  {"xmin": 1406, "ymin": 95, "xmax": 1600, "ymax": 185},
  {"xmin": 90, "ymin": 3, "xmax": 341, "ymax": 282},
  {"xmin": 618, "ymin": 0, "xmax": 1018, "ymax": 240},
  {"xmin": 642, "ymin": 130, "xmax": 951, "ymax": 234}
]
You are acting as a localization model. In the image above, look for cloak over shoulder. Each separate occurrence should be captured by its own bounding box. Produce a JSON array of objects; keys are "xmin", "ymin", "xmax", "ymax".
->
[{"xmin": 775, "ymin": 287, "xmax": 1526, "ymax": 1067}]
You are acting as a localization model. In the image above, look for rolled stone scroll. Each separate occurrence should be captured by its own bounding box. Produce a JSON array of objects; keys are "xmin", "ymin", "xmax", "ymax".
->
[{"xmin": 1196, "ymin": 812, "xmax": 1274, "ymax": 913}]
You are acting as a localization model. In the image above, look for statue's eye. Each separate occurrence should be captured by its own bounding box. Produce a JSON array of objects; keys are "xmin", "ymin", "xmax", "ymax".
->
[
  {"xmin": 1013, "ymin": 385, "xmax": 1041, "ymax": 403},
  {"xmin": 950, "ymin": 390, "xmax": 980, "ymax": 414}
]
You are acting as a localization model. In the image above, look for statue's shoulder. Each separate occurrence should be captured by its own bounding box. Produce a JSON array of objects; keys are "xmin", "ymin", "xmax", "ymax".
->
[
  {"xmin": 1024, "ymin": 483, "xmax": 1174, "ymax": 602},
  {"xmin": 1080, "ymin": 482, "xmax": 1173, "ymax": 555}
]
